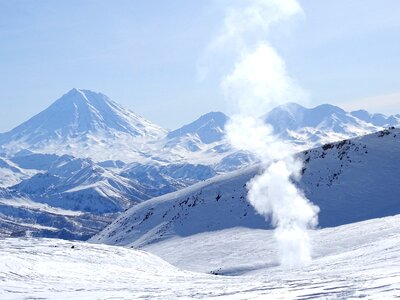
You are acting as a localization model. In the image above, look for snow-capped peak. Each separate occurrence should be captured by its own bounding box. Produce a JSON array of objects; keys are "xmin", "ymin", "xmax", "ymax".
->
[
  {"xmin": 167, "ymin": 111, "xmax": 228, "ymax": 144},
  {"xmin": 0, "ymin": 89, "xmax": 166, "ymax": 159},
  {"xmin": 26, "ymin": 88, "xmax": 165, "ymax": 137}
]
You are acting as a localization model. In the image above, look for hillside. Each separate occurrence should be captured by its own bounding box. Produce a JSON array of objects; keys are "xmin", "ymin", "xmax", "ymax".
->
[
  {"xmin": 93, "ymin": 127, "xmax": 400, "ymax": 247},
  {"xmin": 2, "ymin": 215, "xmax": 400, "ymax": 298}
]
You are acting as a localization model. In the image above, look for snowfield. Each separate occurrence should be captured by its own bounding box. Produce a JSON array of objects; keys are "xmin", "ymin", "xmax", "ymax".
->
[{"xmin": 1, "ymin": 215, "xmax": 400, "ymax": 299}]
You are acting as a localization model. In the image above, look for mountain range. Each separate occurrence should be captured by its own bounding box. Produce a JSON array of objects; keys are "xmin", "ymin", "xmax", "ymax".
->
[
  {"xmin": 1, "ymin": 88, "xmax": 399, "ymax": 164},
  {"xmin": 0, "ymin": 88, "xmax": 399, "ymax": 239}
]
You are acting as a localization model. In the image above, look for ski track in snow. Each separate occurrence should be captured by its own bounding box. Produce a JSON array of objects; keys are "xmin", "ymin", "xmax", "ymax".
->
[{"xmin": 1, "ymin": 215, "xmax": 400, "ymax": 299}]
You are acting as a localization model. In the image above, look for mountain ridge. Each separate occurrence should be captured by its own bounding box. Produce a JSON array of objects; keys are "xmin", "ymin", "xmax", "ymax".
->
[
  {"xmin": 1, "ymin": 89, "xmax": 399, "ymax": 164},
  {"xmin": 92, "ymin": 127, "xmax": 400, "ymax": 247}
]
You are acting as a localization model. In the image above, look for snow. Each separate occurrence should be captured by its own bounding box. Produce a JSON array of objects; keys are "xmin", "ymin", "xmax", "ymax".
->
[
  {"xmin": 1, "ymin": 89, "xmax": 398, "ymax": 166},
  {"xmin": 1, "ymin": 89, "xmax": 400, "ymax": 240},
  {"xmin": 167, "ymin": 111, "xmax": 228, "ymax": 144},
  {"xmin": 0, "ymin": 89, "xmax": 167, "ymax": 162},
  {"xmin": 92, "ymin": 128, "xmax": 400, "ymax": 247},
  {"xmin": 1, "ymin": 215, "xmax": 400, "ymax": 299},
  {"xmin": 0, "ymin": 89, "xmax": 399, "ymax": 298},
  {"xmin": 0, "ymin": 196, "xmax": 82, "ymax": 217},
  {"xmin": 0, "ymin": 157, "xmax": 37, "ymax": 188}
]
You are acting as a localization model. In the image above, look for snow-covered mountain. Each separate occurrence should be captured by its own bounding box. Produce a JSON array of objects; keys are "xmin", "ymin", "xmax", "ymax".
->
[
  {"xmin": 167, "ymin": 111, "xmax": 228, "ymax": 144},
  {"xmin": 0, "ymin": 185, "xmax": 109, "ymax": 240},
  {"xmin": 0, "ymin": 89, "xmax": 166, "ymax": 162},
  {"xmin": 351, "ymin": 109, "xmax": 400, "ymax": 126},
  {"xmin": 1, "ymin": 89, "xmax": 398, "ymax": 166},
  {"xmin": 0, "ymin": 156, "xmax": 36, "ymax": 187},
  {"xmin": 11, "ymin": 155, "xmax": 149, "ymax": 213},
  {"xmin": 93, "ymin": 127, "xmax": 400, "ymax": 247},
  {"xmin": 0, "ymin": 153, "xmax": 220, "ymax": 239},
  {"xmin": 264, "ymin": 102, "xmax": 400, "ymax": 148},
  {"xmin": 0, "ymin": 89, "xmax": 243, "ymax": 166}
]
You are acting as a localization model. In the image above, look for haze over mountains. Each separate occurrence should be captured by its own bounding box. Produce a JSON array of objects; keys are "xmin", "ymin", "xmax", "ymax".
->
[{"xmin": 0, "ymin": 88, "xmax": 399, "ymax": 239}]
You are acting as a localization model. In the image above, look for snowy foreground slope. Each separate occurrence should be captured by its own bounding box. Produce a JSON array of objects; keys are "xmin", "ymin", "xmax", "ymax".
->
[
  {"xmin": 93, "ymin": 127, "xmax": 400, "ymax": 247},
  {"xmin": 1, "ymin": 215, "xmax": 400, "ymax": 299}
]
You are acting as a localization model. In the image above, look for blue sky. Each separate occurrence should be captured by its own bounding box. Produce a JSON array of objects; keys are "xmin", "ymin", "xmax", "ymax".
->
[{"xmin": 1, "ymin": 0, "xmax": 400, "ymax": 132}]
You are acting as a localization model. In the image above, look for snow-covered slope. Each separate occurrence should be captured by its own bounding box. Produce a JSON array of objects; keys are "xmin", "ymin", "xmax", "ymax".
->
[
  {"xmin": 2, "ymin": 215, "xmax": 400, "ymax": 299},
  {"xmin": 11, "ymin": 155, "xmax": 149, "ymax": 213},
  {"xmin": 0, "ymin": 187, "xmax": 109, "ymax": 240},
  {"xmin": 9, "ymin": 151, "xmax": 61, "ymax": 171},
  {"xmin": 120, "ymin": 162, "xmax": 217, "ymax": 197},
  {"xmin": 142, "ymin": 215, "xmax": 400, "ymax": 276},
  {"xmin": 167, "ymin": 111, "xmax": 228, "ymax": 144},
  {"xmin": 0, "ymin": 156, "xmax": 36, "ymax": 187},
  {"xmin": 10, "ymin": 154, "xmax": 219, "ymax": 214},
  {"xmin": 0, "ymin": 154, "xmax": 223, "ymax": 239},
  {"xmin": 93, "ymin": 127, "xmax": 400, "ymax": 247}
]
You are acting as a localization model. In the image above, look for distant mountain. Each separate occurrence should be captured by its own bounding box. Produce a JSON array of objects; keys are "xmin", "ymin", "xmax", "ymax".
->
[
  {"xmin": 1, "ymin": 89, "xmax": 398, "ymax": 165},
  {"xmin": 93, "ymin": 127, "xmax": 400, "ymax": 247},
  {"xmin": 3, "ymin": 88, "xmax": 165, "ymax": 139},
  {"xmin": 350, "ymin": 109, "xmax": 400, "ymax": 127},
  {"xmin": 0, "ymin": 151, "xmax": 219, "ymax": 239},
  {"xmin": 167, "ymin": 112, "xmax": 228, "ymax": 144},
  {"xmin": 0, "ymin": 89, "xmax": 166, "ymax": 161},
  {"xmin": 0, "ymin": 157, "xmax": 36, "ymax": 187},
  {"xmin": 120, "ymin": 162, "xmax": 216, "ymax": 197},
  {"xmin": 264, "ymin": 102, "xmax": 400, "ymax": 148},
  {"xmin": 0, "ymin": 89, "xmax": 239, "ymax": 166},
  {"xmin": 11, "ymin": 155, "xmax": 150, "ymax": 213},
  {"xmin": 0, "ymin": 186, "xmax": 109, "ymax": 240}
]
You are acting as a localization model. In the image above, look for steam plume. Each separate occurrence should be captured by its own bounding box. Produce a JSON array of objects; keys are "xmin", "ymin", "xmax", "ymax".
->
[{"xmin": 208, "ymin": 0, "xmax": 319, "ymax": 268}]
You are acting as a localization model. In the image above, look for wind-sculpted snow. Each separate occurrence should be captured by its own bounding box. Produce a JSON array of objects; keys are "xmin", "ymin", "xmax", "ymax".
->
[
  {"xmin": 94, "ymin": 127, "xmax": 400, "ymax": 247},
  {"xmin": 2, "ymin": 215, "xmax": 400, "ymax": 299}
]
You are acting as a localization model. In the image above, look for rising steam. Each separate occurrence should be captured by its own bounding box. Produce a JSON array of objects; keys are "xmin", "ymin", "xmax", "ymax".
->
[{"xmin": 205, "ymin": 0, "xmax": 319, "ymax": 268}]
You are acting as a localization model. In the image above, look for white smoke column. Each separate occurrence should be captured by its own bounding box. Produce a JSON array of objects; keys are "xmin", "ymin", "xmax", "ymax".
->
[{"xmin": 210, "ymin": 0, "xmax": 320, "ymax": 268}]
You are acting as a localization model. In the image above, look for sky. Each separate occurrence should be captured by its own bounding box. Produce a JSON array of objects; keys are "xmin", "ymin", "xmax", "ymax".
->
[{"xmin": 0, "ymin": 0, "xmax": 400, "ymax": 132}]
